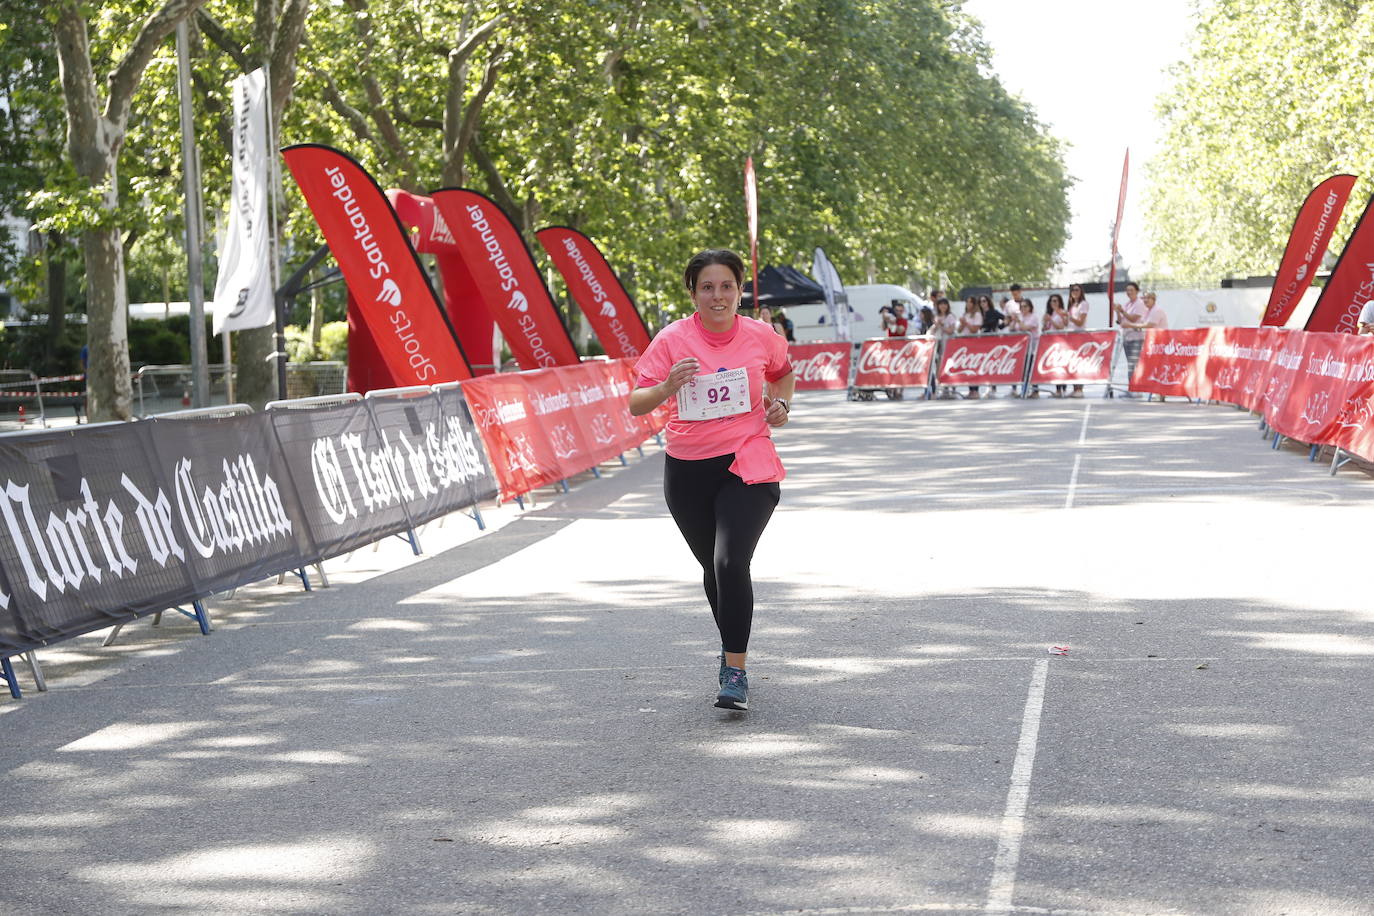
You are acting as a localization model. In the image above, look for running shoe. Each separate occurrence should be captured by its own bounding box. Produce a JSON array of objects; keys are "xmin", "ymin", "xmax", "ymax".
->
[{"xmin": 716, "ymin": 667, "xmax": 749, "ymax": 710}]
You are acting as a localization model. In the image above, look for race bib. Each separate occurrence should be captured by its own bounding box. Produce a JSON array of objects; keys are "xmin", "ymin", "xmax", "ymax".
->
[{"xmin": 676, "ymin": 367, "xmax": 751, "ymax": 421}]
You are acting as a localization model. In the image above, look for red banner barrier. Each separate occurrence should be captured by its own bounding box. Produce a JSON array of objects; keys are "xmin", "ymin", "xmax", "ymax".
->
[
  {"xmin": 1029, "ymin": 331, "xmax": 1116, "ymax": 385},
  {"xmin": 1237, "ymin": 326, "xmax": 1284, "ymax": 412},
  {"xmin": 936, "ymin": 334, "xmax": 1031, "ymax": 387},
  {"xmin": 461, "ymin": 359, "xmax": 661, "ymax": 501},
  {"xmin": 854, "ymin": 338, "xmax": 937, "ymax": 388},
  {"xmin": 789, "ymin": 341, "xmax": 851, "ymax": 390},
  {"xmin": 536, "ymin": 227, "xmax": 652, "ymax": 360},
  {"xmin": 432, "ymin": 188, "xmax": 581, "ymax": 370},
  {"xmin": 282, "ymin": 144, "xmax": 472, "ymax": 385},
  {"xmin": 1130, "ymin": 328, "xmax": 1211, "ymax": 398},
  {"xmin": 1331, "ymin": 337, "xmax": 1374, "ymax": 458},
  {"xmin": 1269, "ymin": 332, "xmax": 1360, "ymax": 442}
]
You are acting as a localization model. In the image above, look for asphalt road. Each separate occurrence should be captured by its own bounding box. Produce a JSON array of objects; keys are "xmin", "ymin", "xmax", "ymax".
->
[{"xmin": 2, "ymin": 391, "xmax": 1372, "ymax": 916}]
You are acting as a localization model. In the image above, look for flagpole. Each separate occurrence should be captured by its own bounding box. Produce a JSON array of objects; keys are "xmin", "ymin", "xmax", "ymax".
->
[
  {"xmin": 263, "ymin": 60, "xmax": 288, "ymax": 400},
  {"xmin": 175, "ymin": 20, "xmax": 209, "ymax": 407},
  {"xmin": 1107, "ymin": 148, "xmax": 1129, "ymax": 327}
]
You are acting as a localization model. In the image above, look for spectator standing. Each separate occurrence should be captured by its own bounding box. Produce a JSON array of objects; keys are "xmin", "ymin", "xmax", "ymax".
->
[
  {"xmin": 1114, "ymin": 282, "xmax": 1148, "ymax": 396},
  {"xmin": 933, "ymin": 298, "xmax": 957, "ymax": 336},
  {"xmin": 1359, "ymin": 299, "xmax": 1374, "ymax": 335},
  {"xmin": 916, "ymin": 306, "xmax": 935, "ymax": 335},
  {"xmin": 1120, "ymin": 291, "xmax": 1169, "ymax": 400},
  {"xmin": 1066, "ymin": 283, "xmax": 1091, "ymax": 397},
  {"xmin": 775, "ymin": 308, "xmax": 795, "ymax": 342},
  {"xmin": 980, "ymin": 294, "xmax": 1003, "ymax": 333},
  {"xmin": 957, "ymin": 298, "xmax": 984, "ymax": 398},
  {"xmin": 887, "ymin": 302, "xmax": 911, "ymax": 337},
  {"xmin": 1042, "ymin": 294, "xmax": 1069, "ymax": 397}
]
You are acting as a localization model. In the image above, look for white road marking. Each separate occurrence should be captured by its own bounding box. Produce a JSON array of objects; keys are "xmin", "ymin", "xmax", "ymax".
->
[
  {"xmin": 1062, "ymin": 454, "xmax": 1082, "ymax": 510},
  {"xmin": 985, "ymin": 659, "xmax": 1051, "ymax": 915},
  {"xmin": 1077, "ymin": 402, "xmax": 1092, "ymax": 445}
]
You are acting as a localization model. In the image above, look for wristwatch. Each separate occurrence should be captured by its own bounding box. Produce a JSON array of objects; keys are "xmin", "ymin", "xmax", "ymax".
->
[{"xmin": 775, "ymin": 398, "xmax": 789, "ymax": 413}]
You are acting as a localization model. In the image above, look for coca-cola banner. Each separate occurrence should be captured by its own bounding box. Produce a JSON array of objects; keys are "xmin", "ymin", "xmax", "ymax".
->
[
  {"xmin": 937, "ymin": 334, "xmax": 1031, "ymax": 387},
  {"xmin": 1029, "ymin": 331, "xmax": 1116, "ymax": 385},
  {"xmin": 1305, "ymin": 193, "xmax": 1374, "ymax": 333},
  {"xmin": 281, "ymin": 145, "xmax": 472, "ymax": 385},
  {"xmin": 431, "ymin": 188, "xmax": 581, "ymax": 370},
  {"xmin": 789, "ymin": 342, "xmax": 851, "ymax": 390},
  {"xmin": 854, "ymin": 338, "xmax": 936, "ymax": 389},
  {"xmin": 1129, "ymin": 328, "xmax": 1211, "ymax": 399},
  {"xmin": 1262, "ymin": 174, "xmax": 1357, "ymax": 327},
  {"xmin": 536, "ymin": 227, "xmax": 652, "ymax": 359}
]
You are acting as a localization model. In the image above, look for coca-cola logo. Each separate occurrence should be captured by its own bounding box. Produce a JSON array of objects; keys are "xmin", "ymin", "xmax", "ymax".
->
[
  {"xmin": 942, "ymin": 340, "xmax": 1027, "ymax": 378},
  {"xmin": 792, "ymin": 349, "xmax": 847, "ymax": 382},
  {"xmin": 1035, "ymin": 340, "xmax": 1110, "ymax": 377},
  {"xmin": 857, "ymin": 340, "xmax": 933, "ymax": 378}
]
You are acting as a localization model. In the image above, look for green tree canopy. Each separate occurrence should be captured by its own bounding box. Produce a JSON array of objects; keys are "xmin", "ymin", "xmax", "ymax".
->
[{"xmin": 1146, "ymin": 0, "xmax": 1374, "ymax": 283}]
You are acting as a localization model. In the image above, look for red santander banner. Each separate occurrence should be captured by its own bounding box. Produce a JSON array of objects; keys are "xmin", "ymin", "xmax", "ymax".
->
[
  {"xmin": 1305, "ymin": 193, "xmax": 1374, "ymax": 333},
  {"xmin": 282, "ymin": 144, "xmax": 471, "ymax": 384},
  {"xmin": 1129, "ymin": 328, "xmax": 1210, "ymax": 398},
  {"xmin": 431, "ymin": 188, "xmax": 581, "ymax": 370},
  {"xmin": 535, "ymin": 226, "xmax": 652, "ymax": 359},
  {"xmin": 1262, "ymin": 174, "xmax": 1356, "ymax": 327},
  {"xmin": 789, "ymin": 341, "xmax": 851, "ymax": 390},
  {"xmin": 1029, "ymin": 331, "xmax": 1115, "ymax": 385},
  {"xmin": 461, "ymin": 358, "xmax": 663, "ymax": 501},
  {"xmin": 936, "ymin": 334, "xmax": 1030, "ymax": 386},
  {"xmin": 855, "ymin": 338, "xmax": 936, "ymax": 388}
]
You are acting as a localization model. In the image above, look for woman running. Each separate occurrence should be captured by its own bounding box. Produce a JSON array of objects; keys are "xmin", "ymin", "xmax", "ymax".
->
[{"xmin": 629, "ymin": 248, "xmax": 795, "ymax": 711}]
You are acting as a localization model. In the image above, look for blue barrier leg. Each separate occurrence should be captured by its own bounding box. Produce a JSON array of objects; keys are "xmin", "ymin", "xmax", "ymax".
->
[
  {"xmin": 592, "ymin": 466, "xmax": 601, "ymax": 479},
  {"xmin": 1309, "ymin": 444, "xmax": 1320, "ymax": 462},
  {"xmin": 636, "ymin": 446, "xmax": 644, "ymax": 457},
  {"xmin": 560, "ymin": 479, "xmax": 570, "ymax": 493},
  {"xmin": 192, "ymin": 600, "xmax": 211, "ymax": 635},
  {"xmin": 470, "ymin": 505, "xmax": 486, "ymax": 531},
  {"xmin": 619, "ymin": 453, "xmax": 628, "ymax": 466},
  {"xmin": 293, "ymin": 567, "xmax": 313, "ymax": 592},
  {"xmin": 1, "ymin": 656, "xmax": 20, "ymax": 699},
  {"xmin": 515, "ymin": 494, "xmax": 525, "ymax": 510}
]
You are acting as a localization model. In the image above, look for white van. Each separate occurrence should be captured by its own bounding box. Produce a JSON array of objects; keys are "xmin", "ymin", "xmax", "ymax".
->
[{"xmin": 784, "ymin": 283, "xmax": 926, "ymax": 342}]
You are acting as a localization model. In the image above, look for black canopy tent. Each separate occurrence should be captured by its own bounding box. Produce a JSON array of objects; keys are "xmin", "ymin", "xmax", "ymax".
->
[{"xmin": 740, "ymin": 265, "xmax": 825, "ymax": 309}]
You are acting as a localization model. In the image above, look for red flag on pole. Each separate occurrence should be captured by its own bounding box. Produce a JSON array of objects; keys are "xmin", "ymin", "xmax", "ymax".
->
[
  {"xmin": 1304, "ymin": 193, "xmax": 1374, "ymax": 333},
  {"xmin": 1107, "ymin": 149, "xmax": 1129, "ymax": 326},
  {"xmin": 745, "ymin": 156, "xmax": 761, "ymax": 313},
  {"xmin": 1261, "ymin": 174, "xmax": 1357, "ymax": 327}
]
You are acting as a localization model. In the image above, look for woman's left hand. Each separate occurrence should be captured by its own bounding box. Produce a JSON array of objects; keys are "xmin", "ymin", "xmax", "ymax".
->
[{"xmin": 764, "ymin": 396, "xmax": 789, "ymax": 427}]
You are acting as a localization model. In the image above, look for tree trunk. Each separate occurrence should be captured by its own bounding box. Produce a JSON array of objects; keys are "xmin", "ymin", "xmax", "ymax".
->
[{"xmin": 83, "ymin": 225, "xmax": 133, "ymax": 421}]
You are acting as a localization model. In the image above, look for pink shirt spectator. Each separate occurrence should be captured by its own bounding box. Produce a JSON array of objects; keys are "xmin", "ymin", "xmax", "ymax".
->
[
  {"xmin": 1141, "ymin": 304, "xmax": 1169, "ymax": 329},
  {"xmin": 635, "ymin": 313, "xmax": 792, "ymax": 461}
]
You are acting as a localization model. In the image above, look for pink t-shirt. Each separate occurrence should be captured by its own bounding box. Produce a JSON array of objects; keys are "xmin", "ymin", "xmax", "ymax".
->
[{"xmin": 635, "ymin": 313, "xmax": 792, "ymax": 461}]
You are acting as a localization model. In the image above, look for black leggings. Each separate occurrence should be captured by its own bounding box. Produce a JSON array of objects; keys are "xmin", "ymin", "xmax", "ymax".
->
[{"xmin": 663, "ymin": 453, "xmax": 780, "ymax": 654}]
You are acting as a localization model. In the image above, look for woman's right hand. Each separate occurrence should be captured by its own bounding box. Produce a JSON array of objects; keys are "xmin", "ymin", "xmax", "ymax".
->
[{"xmin": 661, "ymin": 357, "xmax": 700, "ymax": 395}]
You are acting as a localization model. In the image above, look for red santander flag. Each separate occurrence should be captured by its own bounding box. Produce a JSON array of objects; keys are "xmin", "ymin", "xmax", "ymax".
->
[
  {"xmin": 536, "ymin": 227, "xmax": 652, "ymax": 359},
  {"xmin": 1305, "ymin": 193, "xmax": 1374, "ymax": 334},
  {"xmin": 1262, "ymin": 174, "xmax": 1356, "ymax": 326},
  {"xmin": 432, "ymin": 188, "xmax": 581, "ymax": 369},
  {"xmin": 281, "ymin": 144, "xmax": 472, "ymax": 384}
]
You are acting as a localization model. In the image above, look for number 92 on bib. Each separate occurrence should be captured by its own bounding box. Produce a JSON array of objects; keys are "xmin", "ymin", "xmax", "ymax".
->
[{"xmin": 676, "ymin": 367, "xmax": 751, "ymax": 421}]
